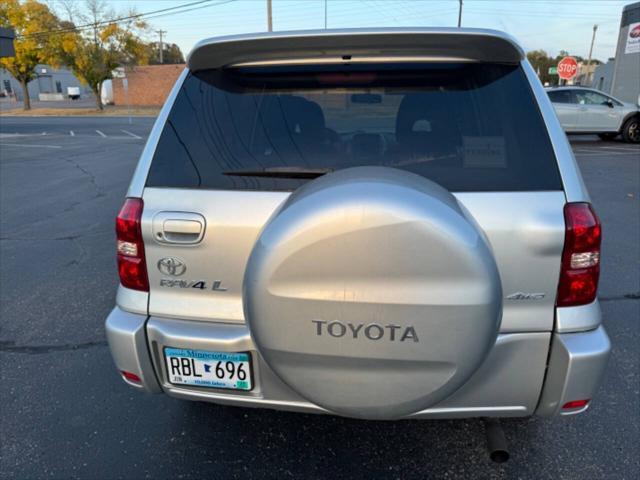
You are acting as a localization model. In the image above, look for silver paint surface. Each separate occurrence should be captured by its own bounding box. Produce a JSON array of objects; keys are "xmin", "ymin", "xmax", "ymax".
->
[
  {"xmin": 187, "ymin": 28, "xmax": 525, "ymax": 71},
  {"xmin": 243, "ymin": 167, "xmax": 502, "ymax": 419}
]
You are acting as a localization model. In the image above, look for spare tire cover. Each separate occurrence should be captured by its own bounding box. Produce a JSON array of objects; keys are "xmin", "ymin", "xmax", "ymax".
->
[{"xmin": 244, "ymin": 167, "xmax": 502, "ymax": 419}]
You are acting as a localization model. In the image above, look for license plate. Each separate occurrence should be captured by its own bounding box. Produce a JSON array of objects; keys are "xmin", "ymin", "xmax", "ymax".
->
[{"xmin": 164, "ymin": 348, "xmax": 252, "ymax": 391}]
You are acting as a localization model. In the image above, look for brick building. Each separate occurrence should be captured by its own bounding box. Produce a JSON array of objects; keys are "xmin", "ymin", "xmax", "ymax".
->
[{"xmin": 112, "ymin": 64, "xmax": 185, "ymax": 106}]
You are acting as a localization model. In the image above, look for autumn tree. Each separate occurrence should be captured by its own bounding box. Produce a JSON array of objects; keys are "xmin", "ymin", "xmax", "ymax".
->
[
  {"xmin": 57, "ymin": 0, "xmax": 148, "ymax": 110},
  {"xmin": 0, "ymin": 0, "xmax": 64, "ymax": 110}
]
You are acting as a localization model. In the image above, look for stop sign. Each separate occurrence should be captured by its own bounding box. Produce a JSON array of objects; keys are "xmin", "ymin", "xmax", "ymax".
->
[{"xmin": 557, "ymin": 57, "xmax": 578, "ymax": 80}]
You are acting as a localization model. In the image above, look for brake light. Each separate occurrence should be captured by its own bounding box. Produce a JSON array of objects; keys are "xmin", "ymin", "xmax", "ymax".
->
[
  {"xmin": 557, "ymin": 203, "xmax": 601, "ymax": 307},
  {"xmin": 121, "ymin": 370, "xmax": 142, "ymax": 383},
  {"xmin": 116, "ymin": 198, "xmax": 149, "ymax": 291},
  {"xmin": 316, "ymin": 72, "xmax": 377, "ymax": 84},
  {"xmin": 562, "ymin": 399, "xmax": 590, "ymax": 410}
]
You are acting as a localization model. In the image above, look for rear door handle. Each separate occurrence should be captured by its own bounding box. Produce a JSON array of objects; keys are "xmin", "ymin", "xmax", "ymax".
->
[{"xmin": 152, "ymin": 212, "xmax": 205, "ymax": 245}]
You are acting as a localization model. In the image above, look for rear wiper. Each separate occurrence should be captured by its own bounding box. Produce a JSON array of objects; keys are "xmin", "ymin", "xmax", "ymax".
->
[{"xmin": 222, "ymin": 167, "xmax": 333, "ymax": 179}]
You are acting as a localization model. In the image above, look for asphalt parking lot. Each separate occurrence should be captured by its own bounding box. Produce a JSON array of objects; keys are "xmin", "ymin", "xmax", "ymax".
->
[{"xmin": 1, "ymin": 116, "xmax": 638, "ymax": 479}]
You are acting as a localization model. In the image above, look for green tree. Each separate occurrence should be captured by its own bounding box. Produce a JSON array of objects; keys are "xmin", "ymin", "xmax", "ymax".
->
[
  {"xmin": 57, "ymin": 0, "xmax": 148, "ymax": 110},
  {"xmin": 529, "ymin": 48, "xmax": 604, "ymax": 86},
  {"xmin": 526, "ymin": 49, "xmax": 557, "ymax": 85},
  {"xmin": 0, "ymin": 0, "xmax": 64, "ymax": 110},
  {"xmin": 147, "ymin": 42, "xmax": 184, "ymax": 65}
]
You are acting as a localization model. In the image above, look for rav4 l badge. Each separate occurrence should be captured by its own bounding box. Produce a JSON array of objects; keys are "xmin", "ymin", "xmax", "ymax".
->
[
  {"xmin": 157, "ymin": 257, "xmax": 186, "ymax": 276},
  {"xmin": 506, "ymin": 292, "xmax": 545, "ymax": 300}
]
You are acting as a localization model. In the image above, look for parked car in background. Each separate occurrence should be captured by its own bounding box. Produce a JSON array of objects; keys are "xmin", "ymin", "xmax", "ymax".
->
[
  {"xmin": 546, "ymin": 86, "xmax": 639, "ymax": 143},
  {"xmin": 105, "ymin": 29, "xmax": 610, "ymax": 449},
  {"xmin": 101, "ymin": 79, "xmax": 114, "ymax": 105},
  {"xmin": 67, "ymin": 86, "xmax": 80, "ymax": 100}
]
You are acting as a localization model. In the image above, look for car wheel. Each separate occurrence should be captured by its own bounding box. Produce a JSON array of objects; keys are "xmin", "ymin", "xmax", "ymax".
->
[
  {"xmin": 598, "ymin": 133, "xmax": 618, "ymax": 141},
  {"xmin": 621, "ymin": 116, "xmax": 640, "ymax": 143}
]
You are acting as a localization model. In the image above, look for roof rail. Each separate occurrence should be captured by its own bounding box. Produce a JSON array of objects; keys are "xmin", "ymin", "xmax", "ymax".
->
[{"xmin": 187, "ymin": 28, "xmax": 525, "ymax": 71}]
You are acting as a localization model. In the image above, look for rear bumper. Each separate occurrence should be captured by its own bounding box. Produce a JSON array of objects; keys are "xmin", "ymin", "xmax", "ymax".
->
[
  {"xmin": 104, "ymin": 307, "xmax": 161, "ymax": 393},
  {"xmin": 535, "ymin": 325, "xmax": 611, "ymax": 416},
  {"xmin": 105, "ymin": 307, "xmax": 610, "ymax": 418}
]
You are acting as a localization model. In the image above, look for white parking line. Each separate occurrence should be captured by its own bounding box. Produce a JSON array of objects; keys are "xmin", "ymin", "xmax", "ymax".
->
[
  {"xmin": 0, "ymin": 143, "xmax": 61, "ymax": 149},
  {"xmin": 69, "ymin": 130, "xmax": 75, "ymax": 136},
  {"xmin": 95, "ymin": 130, "xmax": 107, "ymax": 138},
  {"xmin": 574, "ymin": 151, "xmax": 638, "ymax": 157},
  {"xmin": 121, "ymin": 129, "xmax": 142, "ymax": 139},
  {"xmin": 0, "ymin": 132, "xmax": 59, "ymax": 138},
  {"xmin": 599, "ymin": 146, "xmax": 639, "ymax": 153}
]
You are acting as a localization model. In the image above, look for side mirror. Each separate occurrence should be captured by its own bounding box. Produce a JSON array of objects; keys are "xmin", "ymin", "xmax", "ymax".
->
[{"xmin": 606, "ymin": 99, "xmax": 615, "ymax": 108}]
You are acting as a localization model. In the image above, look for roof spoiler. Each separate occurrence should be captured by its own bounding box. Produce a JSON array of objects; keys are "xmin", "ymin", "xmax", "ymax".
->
[{"xmin": 187, "ymin": 28, "xmax": 525, "ymax": 71}]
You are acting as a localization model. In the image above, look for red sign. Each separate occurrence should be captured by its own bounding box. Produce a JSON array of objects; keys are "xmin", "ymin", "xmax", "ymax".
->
[{"xmin": 557, "ymin": 56, "xmax": 578, "ymax": 80}]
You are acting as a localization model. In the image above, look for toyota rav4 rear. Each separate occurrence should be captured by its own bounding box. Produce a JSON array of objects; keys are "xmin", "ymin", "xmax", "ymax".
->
[{"xmin": 106, "ymin": 28, "xmax": 610, "ymax": 420}]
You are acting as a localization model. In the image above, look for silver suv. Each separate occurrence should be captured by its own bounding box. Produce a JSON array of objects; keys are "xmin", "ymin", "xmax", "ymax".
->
[
  {"xmin": 546, "ymin": 86, "xmax": 640, "ymax": 142},
  {"xmin": 106, "ymin": 29, "xmax": 610, "ymax": 423}
]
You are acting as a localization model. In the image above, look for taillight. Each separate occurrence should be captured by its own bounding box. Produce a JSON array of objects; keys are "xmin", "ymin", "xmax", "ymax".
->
[
  {"xmin": 116, "ymin": 198, "xmax": 149, "ymax": 291},
  {"xmin": 556, "ymin": 203, "xmax": 601, "ymax": 307}
]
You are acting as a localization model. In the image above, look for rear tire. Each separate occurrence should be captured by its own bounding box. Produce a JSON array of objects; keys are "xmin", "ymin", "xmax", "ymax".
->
[
  {"xmin": 621, "ymin": 116, "xmax": 640, "ymax": 143},
  {"xmin": 598, "ymin": 133, "xmax": 618, "ymax": 141}
]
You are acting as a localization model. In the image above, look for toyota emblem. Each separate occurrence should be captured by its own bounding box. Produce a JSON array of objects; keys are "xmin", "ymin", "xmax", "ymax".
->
[{"xmin": 157, "ymin": 257, "xmax": 187, "ymax": 276}]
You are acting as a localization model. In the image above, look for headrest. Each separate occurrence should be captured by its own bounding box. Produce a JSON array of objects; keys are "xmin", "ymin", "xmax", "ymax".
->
[{"xmin": 395, "ymin": 93, "xmax": 457, "ymax": 148}]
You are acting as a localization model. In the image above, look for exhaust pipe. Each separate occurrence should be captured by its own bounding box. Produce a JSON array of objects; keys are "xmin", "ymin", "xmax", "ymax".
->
[{"xmin": 483, "ymin": 418, "xmax": 510, "ymax": 463}]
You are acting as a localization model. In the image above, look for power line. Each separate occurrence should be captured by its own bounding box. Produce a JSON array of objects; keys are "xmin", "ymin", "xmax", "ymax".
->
[
  {"xmin": 20, "ymin": 0, "xmax": 236, "ymax": 38},
  {"xmin": 163, "ymin": 5, "xmax": 458, "ymax": 35},
  {"xmin": 21, "ymin": 0, "xmax": 213, "ymax": 37},
  {"xmin": 141, "ymin": 0, "xmax": 237, "ymax": 22},
  {"xmin": 464, "ymin": 7, "xmax": 620, "ymax": 20},
  {"xmin": 391, "ymin": 2, "xmax": 459, "ymax": 23}
]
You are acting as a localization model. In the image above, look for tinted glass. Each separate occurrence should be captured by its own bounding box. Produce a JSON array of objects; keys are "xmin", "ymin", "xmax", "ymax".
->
[
  {"xmin": 548, "ymin": 90, "xmax": 573, "ymax": 104},
  {"xmin": 147, "ymin": 63, "xmax": 562, "ymax": 192}
]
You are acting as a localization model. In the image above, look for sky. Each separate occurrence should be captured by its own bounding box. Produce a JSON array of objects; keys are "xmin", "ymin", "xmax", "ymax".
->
[{"xmin": 65, "ymin": 0, "xmax": 633, "ymax": 62}]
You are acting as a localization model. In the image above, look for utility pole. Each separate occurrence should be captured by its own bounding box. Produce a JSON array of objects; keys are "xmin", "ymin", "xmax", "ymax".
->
[
  {"xmin": 267, "ymin": 0, "xmax": 273, "ymax": 32},
  {"xmin": 585, "ymin": 24, "xmax": 598, "ymax": 85},
  {"xmin": 458, "ymin": 0, "xmax": 463, "ymax": 27},
  {"xmin": 156, "ymin": 29, "xmax": 167, "ymax": 64},
  {"xmin": 324, "ymin": 0, "xmax": 328, "ymax": 29}
]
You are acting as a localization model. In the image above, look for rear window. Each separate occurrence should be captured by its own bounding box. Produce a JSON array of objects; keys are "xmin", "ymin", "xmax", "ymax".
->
[
  {"xmin": 146, "ymin": 63, "xmax": 562, "ymax": 192},
  {"xmin": 548, "ymin": 89, "xmax": 573, "ymax": 104}
]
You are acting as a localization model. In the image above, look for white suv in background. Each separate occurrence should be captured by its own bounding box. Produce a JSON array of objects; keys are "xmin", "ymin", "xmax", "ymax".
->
[{"xmin": 546, "ymin": 86, "xmax": 639, "ymax": 143}]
